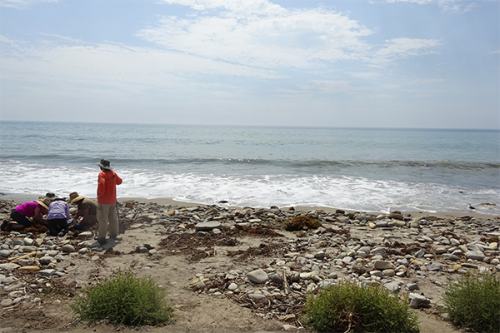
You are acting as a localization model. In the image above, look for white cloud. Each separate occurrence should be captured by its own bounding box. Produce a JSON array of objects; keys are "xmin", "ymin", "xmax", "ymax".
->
[
  {"xmin": 0, "ymin": 0, "xmax": 57, "ymax": 8},
  {"xmin": 140, "ymin": 0, "xmax": 440, "ymax": 70},
  {"xmin": 0, "ymin": 36, "xmax": 278, "ymax": 94},
  {"xmin": 140, "ymin": 1, "xmax": 373, "ymax": 69},
  {"xmin": 411, "ymin": 78, "xmax": 445, "ymax": 84},
  {"xmin": 373, "ymin": 38, "xmax": 440, "ymax": 65},
  {"xmin": 301, "ymin": 80, "xmax": 353, "ymax": 94},
  {"xmin": 385, "ymin": 0, "xmax": 477, "ymax": 13},
  {"xmin": 350, "ymin": 72, "xmax": 382, "ymax": 79}
]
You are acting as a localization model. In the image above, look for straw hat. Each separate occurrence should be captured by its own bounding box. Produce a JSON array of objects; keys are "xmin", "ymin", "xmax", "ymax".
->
[
  {"xmin": 96, "ymin": 159, "xmax": 113, "ymax": 170},
  {"xmin": 68, "ymin": 192, "xmax": 85, "ymax": 203},
  {"xmin": 36, "ymin": 198, "xmax": 50, "ymax": 210}
]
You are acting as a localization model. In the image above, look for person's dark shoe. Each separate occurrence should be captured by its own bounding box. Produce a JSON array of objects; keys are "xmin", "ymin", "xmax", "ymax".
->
[
  {"xmin": 97, "ymin": 238, "xmax": 107, "ymax": 246},
  {"xmin": 1, "ymin": 221, "xmax": 8, "ymax": 231}
]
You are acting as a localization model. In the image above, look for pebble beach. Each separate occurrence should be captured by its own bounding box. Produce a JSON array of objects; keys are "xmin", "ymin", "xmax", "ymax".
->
[{"xmin": 0, "ymin": 196, "xmax": 498, "ymax": 332}]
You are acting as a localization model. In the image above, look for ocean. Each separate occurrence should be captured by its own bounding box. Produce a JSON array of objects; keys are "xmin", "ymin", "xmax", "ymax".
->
[{"xmin": 0, "ymin": 121, "xmax": 499, "ymax": 215}]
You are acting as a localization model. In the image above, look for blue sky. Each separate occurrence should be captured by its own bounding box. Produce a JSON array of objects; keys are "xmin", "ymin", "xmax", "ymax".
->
[{"xmin": 0, "ymin": 0, "xmax": 498, "ymax": 129}]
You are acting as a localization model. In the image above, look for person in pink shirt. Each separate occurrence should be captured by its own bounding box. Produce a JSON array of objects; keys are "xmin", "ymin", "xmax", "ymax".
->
[{"xmin": 1, "ymin": 198, "xmax": 50, "ymax": 231}]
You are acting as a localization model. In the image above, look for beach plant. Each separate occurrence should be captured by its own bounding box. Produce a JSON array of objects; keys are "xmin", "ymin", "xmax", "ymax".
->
[
  {"xmin": 283, "ymin": 215, "xmax": 322, "ymax": 231},
  {"xmin": 302, "ymin": 280, "xmax": 420, "ymax": 333},
  {"xmin": 443, "ymin": 270, "xmax": 500, "ymax": 332},
  {"xmin": 71, "ymin": 269, "xmax": 174, "ymax": 327}
]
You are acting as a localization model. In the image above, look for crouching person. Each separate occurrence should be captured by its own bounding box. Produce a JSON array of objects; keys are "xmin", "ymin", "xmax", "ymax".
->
[{"xmin": 47, "ymin": 197, "xmax": 70, "ymax": 236}]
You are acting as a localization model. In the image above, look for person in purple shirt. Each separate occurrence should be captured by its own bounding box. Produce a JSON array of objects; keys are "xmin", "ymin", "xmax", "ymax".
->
[{"xmin": 47, "ymin": 197, "xmax": 70, "ymax": 236}]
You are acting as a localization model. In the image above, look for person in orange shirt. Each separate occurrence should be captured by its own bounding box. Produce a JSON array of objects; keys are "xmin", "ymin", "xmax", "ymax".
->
[{"xmin": 96, "ymin": 159, "xmax": 122, "ymax": 246}]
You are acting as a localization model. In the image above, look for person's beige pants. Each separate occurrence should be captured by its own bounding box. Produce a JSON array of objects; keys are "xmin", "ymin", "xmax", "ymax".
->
[{"xmin": 97, "ymin": 203, "xmax": 118, "ymax": 240}]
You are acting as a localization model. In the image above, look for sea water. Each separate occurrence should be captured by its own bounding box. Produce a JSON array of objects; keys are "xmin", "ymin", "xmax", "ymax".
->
[{"xmin": 0, "ymin": 121, "xmax": 499, "ymax": 215}]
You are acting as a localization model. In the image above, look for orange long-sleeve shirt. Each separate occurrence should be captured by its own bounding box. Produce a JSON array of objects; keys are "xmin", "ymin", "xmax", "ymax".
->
[{"xmin": 97, "ymin": 170, "xmax": 122, "ymax": 204}]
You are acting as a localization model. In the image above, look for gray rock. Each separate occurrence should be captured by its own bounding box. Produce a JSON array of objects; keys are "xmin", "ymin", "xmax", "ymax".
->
[
  {"xmin": 465, "ymin": 250, "xmax": 485, "ymax": 261},
  {"xmin": 407, "ymin": 283, "xmax": 419, "ymax": 291},
  {"xmin": 269, "ymin": 273, "xmax": 284, "ymax": 284},
  {"xmin": 21, "ymin": 246, "xmax": 37, "ymax": 253},
  {"xmin": 0, "ymin": 249, "xmax": 11, "ymax": 257},
  {"xmin": 247, "ymin": 269, "xmax": 269, "ymax": 284},
  {"xmin": 62, "ymin": 244, "xmax": 75, "ymax": 253},
  {"xmin": 39, "ymin": 269, "xmax": 56, "ymax": 277},
  {"xmin": 0, "ymin": 263, "xmax": 20, "ymax": 271},
  {"xmin": 427, "ymin": 264, "xmax": 443, "ymax": 271},
  {"xmin": 248, "ymin": 293, "xmax": 266, "ymax": 301},
  {"xmin": 409, "ymin": 293, "xmax": 431, "ymax": 309},
  {"xmin": 384, "ymin": 283, "xmax": 400, "ymax": 292},
  {"xmin": 78, "ymin": 231, "xmax": 93, "ymax": 239},
  {"xmin": 374, "ymin": 260, "xmax": 394, "ymax": 270},
  {"xmin": 1, "ymin": 299, "xmax": 13, "ymax": 307},
  {"xmin": 195, "ymin": 221, "xmax": 222, "ymax": 231},
  {"xmin": 39, "ymin": 256, "xmax": 53, "ymax": 265},
  {"xmin": 228, "ymin": 283, "xmax": 238, "ymax": 291}
]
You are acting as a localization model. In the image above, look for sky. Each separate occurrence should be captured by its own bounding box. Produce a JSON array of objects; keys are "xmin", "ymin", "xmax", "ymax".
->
[{"xmin": 0, "ymin": 0, "xmax": 498, "ymax": 129}]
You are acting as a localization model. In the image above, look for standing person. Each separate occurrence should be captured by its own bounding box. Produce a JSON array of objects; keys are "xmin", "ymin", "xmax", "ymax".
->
[
  {"xmin": 46, "ymin": 197, "xmax": 70, "ymax": 236},
  {"xmin": 68, "ymin": 192, "xmax": 98, "ymax": 229},
  {"xmin": 96, "ymin": 159, "xmax": 122, "ymax": 246},
  {"xmin": 2, "ymin": 198, "xmax": 50, "ymax": 231}
]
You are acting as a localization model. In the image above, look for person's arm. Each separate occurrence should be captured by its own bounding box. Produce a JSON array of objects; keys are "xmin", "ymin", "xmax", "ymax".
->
[
  {"xmin": 65, "ymin": 203, "xmax": 70, "ymax": 220},
  {"xmin": 97, "ymin": 173, "xmax": 106, "ymax": 199},
  {"xmin": 32, "ymin": 206, "xmax": 46, "ymax": 223},
  {"xmin": 115, "ymin": 172, "xmax": 123, "ymax": 186}
]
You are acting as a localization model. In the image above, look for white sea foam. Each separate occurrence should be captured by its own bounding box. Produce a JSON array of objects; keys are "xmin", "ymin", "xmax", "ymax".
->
[{"xmin": 1, "ymin": 160, "xmax": 499, "ymax": 215}]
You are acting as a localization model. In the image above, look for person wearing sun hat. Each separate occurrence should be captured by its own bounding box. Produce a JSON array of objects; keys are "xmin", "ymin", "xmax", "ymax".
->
[
  {"xmin": 46, "ymin": 195, "xmax": 70, "ymax": 236},
  {"xmin": 95, "ymin": 159, "xmax": 122, "ymax": 246},
  {"xmin": 1, "ymin": 197, "xmax": 50, "ymax": 231},
  {"xmin": 68, "ymin": 191, "xmax": 98, "ymax": 229}
]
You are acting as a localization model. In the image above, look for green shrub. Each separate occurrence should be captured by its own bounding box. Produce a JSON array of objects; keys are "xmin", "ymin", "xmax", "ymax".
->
[
  {"xmin": 71, "ymin": 270, "xmax": 174, "ymax": 326},
  {"xmin": 443, "ymin": 271, "xmax": 500, "ymax": 333},
  {"xmin": 302, "ymin": 280, "xmax": 419, "ymax": 333},
  {"xmin": 283, "ymin": 215, "xmax": 322, "ymax": 231}
]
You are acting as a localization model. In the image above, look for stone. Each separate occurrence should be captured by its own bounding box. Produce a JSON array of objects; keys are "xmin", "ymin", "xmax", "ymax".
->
[
  {"xmin": 247, "ymin": 269, "xmax": 269, "ymax": 284},
  {"xmin": 374, "ymin": 261, "xmax": 394, "ymax": 270},
  {"xmin": 382, "ymin": 269, "xmax": 395, "ymax": 277},
  {"xmin": 1, "ymin": 299, "xmax": 13, "ymax": 307},
  {"xmin": 407, "ymin": 283, "xmax": 419, "ymax": 291},
  {"xmin": 62, "ymin": 244, "xmax": 75, "ymax": 253},
  {"xmin": 384, "ymin": 283, "xmax": 400, "ymax": 292},
  {"xmin": 453, "ymin": 264, "xmax": 462, "ymax": 271},
  {"xmin": 489, "ymin": 242, "xmax": 498, "ymax": 250},
  {"xmin": 228, "ymin": 283, "xmax": 238, "ymax": 291},
  {"xmin": 39, "ymin": 256, "xmax": 53, "ymax": 265},
  {"xmin": 0, "ymin": 263, "xmax": 20, "ymax": 271},
  {"xmin": 427, "ymin": 264, "xmax": 443, "ymax": 271},
  {"xmin": 408, "ymin": 293, "xmax": 431, "ymax": 309},
  {"xmin": 269, "ymin": 273, "xmax": 283, "ymax": 284},
  {"xmin": 195, "ymin": 221, "xmax": 222, "ymax": 231},
  {"xmin": 78, "ymin": 231, "xmax": 93, "ymax": 239},
  {"xmin": 0, "ymin": 249, "xmax": 11, "ymax": 257},
  {"xmin": 79, "ymin": 248, "xmax": 89, "ymax": 254},
  {"xmin": 465, "ymin": 250, "xmax": 485, "ymax": 261},
  {"xmin": 39, "ymin": 269, "xmax": 56, "ymax": 277}
]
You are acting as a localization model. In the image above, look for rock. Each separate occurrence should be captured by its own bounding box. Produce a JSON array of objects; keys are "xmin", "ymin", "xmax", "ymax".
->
[
  {"xmin": 247, "ymin": 269, "xmax": 269, "ymax": 284},
  {"xmin": 374, "ymin": 261, "xmax": 394, "ymax": 270},
  {"xmin": 18, "ymin": 266, "xmax": 40, "ymax": 272},
  {"xmin": 62, "ymin": 244, "xmax": 75, "ymax": 253},
  {"xmin": 0, "ymin": 263, "xmax": 20, "ymax": 271},
  {"xmin": 269, "ymin": 273, "xmax": 284, "ymax": 284},
  {"xmin": 407, "ymin": 283, "xmax": 419, "ymax": 291},
  {"xmin": 78, "ymin": 248, "xmax": 89, "ymax": 254},
  {"xmin": 39, "ymin": 269, "xmax": 56, "ymax": 277},
  {"xmin": 21, "ymin": 246, "xmax": 37, "ymax": 253},
  {"xmin": 1, "ymin": 299, "xmax": 13, "ymax": 307},
  {"xmin": 195, "ymin": 221, "xmax": 222, "ymax": 231},
  {"xmin": 78, "ymin": 231, "xmax": 93, "ymax": 239},
  {"xmin": 39, "ymin": 256, "xmax": 53, "ymax": 265},
  {"xmin": 427, "ymin": 264, "xmax": 443, "ymax": 271},
  {"xmin": 408, "ymin": 293, "xmax": 431, "ymax": 309},
  {"xmin": 228, "ymin": 283, "xmax": 238, "ymax": 291},
  {"xmin": 465, "ymin": 250, "xmax": 485, "ymax": 261},
  {"xmin": 489, "ymin": 242, "xmax": 498, "ymax": 250},
  {"xmin": 384, "ymin": 283, "xmax": 400, "ymax": 292},
  {"xmin": 382, "ymin": 269, "xmax": 395, "ymax": 277},
  {"xmin": 0, "ymin": 249, "xmax": 11, "ymax": 257}
]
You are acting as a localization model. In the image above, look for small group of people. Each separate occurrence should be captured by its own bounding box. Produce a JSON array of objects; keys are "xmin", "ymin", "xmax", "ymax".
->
[{"xmin": 1, "ymin": 159, "xmax": 122, "ymax": 246}]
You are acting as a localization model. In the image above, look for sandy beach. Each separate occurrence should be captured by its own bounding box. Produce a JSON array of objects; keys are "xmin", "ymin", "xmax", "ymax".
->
[{"xmin": 0, "ymin": 195, "xmax": 498, "ymax": 333}]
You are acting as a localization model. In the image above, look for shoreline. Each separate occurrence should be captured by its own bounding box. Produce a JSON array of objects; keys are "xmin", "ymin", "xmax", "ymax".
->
[{"xmin": 1, "ymin": 192, "xmax": 496, "ymax": 220}]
